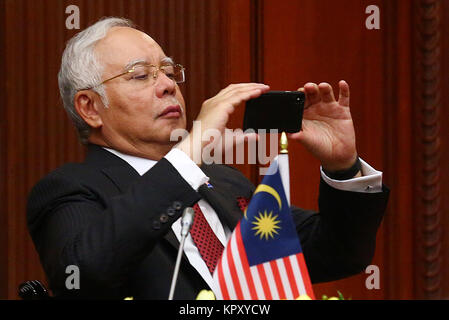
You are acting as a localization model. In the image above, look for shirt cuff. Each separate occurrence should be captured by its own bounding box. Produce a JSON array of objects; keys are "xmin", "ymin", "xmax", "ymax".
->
[
  {"xmin": 320, "ymin": 158, "xmax": 383, "ymax": 193},
  {"xmin": 165, "ymin": 148, "xmax": 209, "ymax": 191}
]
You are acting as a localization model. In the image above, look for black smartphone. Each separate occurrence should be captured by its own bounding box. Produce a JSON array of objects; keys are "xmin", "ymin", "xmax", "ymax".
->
[{"xmin": 243, "ymin": 91, "xmax": 305, "ymax": 133}]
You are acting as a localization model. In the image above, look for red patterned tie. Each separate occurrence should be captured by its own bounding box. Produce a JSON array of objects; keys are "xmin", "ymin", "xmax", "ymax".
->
[
  {"xmin": 236, "ymin": 197, "xmax": 250, "ymax": 213},
  {"xmin": 190, "ymin": 203, "xmax": 224, "ymax": 274}
]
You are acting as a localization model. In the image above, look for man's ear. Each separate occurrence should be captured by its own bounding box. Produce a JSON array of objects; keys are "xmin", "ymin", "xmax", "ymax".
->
[{"xmin": 74, "ymin": 91, "xmax": 103, "ymax": 128}]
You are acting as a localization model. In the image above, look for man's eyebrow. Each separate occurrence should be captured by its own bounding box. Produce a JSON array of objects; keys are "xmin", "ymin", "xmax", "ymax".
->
[
  {"xmin": 161, "ymin": 56, "xmax": 175, "ymax": 65},
  {"xmin": 123, "ymin": 59, "xmax": 148, "ymax": 71},
  {"xmin": 123, "ymin": 57, "xmax": 175, "ymax": 71}
]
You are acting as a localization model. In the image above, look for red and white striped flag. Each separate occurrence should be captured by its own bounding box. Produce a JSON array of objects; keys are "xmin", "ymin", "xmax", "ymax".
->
[{"xmin": 212, "ymin": 158, "xmax": 315, "ymax": 300}]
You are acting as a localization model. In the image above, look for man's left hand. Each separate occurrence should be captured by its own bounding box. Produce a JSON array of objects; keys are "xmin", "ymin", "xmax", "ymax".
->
[{"xmin": 288, "ymin": 80, "xmax": 358, "ymax": 172}]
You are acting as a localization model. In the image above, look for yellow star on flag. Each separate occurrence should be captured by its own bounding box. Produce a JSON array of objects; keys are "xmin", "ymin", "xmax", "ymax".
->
[{"xmin": 251, "ymin": 210, "xmax": 281, "ymax": 241}]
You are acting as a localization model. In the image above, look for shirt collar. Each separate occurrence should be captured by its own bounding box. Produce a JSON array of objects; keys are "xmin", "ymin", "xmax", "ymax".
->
[{"xmin": 102, "ymin": 147, "xmax": 157, "ymax": 176}]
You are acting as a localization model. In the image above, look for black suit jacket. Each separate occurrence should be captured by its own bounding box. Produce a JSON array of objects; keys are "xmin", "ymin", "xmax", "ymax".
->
[{"xmin": 27, "ymin": 144, "xmax": 389, "ymax": 299}]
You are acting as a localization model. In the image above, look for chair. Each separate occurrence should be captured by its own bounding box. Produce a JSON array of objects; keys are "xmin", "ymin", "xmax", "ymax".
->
[{"xmin": 18, "ymin": 280, "xmax": 51, "ymax": 300}]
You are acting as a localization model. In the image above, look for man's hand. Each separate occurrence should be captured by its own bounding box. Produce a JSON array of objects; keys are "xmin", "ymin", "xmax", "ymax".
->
[
  {"xmin": 289, "ymin": 81, "xmax": 359, "ymax": 172},
  {"xmin": 176, "ymin": 83, "xmax": 270, "ymax": 164}
]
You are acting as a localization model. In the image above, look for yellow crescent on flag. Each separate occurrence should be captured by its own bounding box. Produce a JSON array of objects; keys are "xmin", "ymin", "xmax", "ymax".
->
[
  {"xmin": 244, "ymin": 184, "xmax": 282, "ymax": 220},
  {"xmin": 253, "ymin": 184, "xmax": 282, "ymax": 210}
]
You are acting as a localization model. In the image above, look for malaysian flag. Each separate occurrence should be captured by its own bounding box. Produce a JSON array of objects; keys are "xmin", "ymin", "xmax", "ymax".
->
[{"xmin": 212, "ymin": 158, "xmax": 315, "ymax": 300}]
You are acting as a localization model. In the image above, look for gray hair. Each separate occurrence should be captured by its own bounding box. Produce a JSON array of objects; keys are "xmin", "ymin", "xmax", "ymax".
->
[{"xmin": 58, "ymin": 17, "xmax": 134, "ymax": 144}]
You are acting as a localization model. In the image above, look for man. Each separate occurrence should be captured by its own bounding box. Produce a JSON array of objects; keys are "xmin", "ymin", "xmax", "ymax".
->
[{"xmin": 27, "ymin": 17, "xmax": 389, "ymax": 299}]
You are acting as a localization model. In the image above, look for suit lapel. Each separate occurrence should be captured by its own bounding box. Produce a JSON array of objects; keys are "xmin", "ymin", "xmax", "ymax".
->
[
  {"xmin": 163, "ymin": 229, "xmax": 181, "ymax": 251},
  {"xmin": 161, "ymin": 177, "xmax": 245, "ymax": 256},
  {"xmin": 101, "ymin": 165, "xmax": 140, "ymax": 194},
  {"xmin": 162, "ymin": 183, "xmax": 244, "ymax": 264},
  {"xmin": 85, "ymin": 144, "xmax": 141, "ymax": 193},
  {"xmin": 198, "ymin": 183, "xmax": 243, "ymax": 231},
  {"xmin": 157, "ymin": 182, "xmax": 244, "ymax": 264},
  {"xmin": 85, "ymin": 145, "xmax": 183, "ymax": 253}
]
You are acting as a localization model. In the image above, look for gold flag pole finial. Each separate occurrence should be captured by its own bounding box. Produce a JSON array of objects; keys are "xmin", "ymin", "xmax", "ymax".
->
[{"xmin": 280, "ymin": 132, "xmax": 288, "ymax": 154}]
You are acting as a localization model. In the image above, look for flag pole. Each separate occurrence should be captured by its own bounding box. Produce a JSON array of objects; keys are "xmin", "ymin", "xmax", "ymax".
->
[{"xmin": 279, "ymin": 132, "xmax": 290, "ymax": 205}]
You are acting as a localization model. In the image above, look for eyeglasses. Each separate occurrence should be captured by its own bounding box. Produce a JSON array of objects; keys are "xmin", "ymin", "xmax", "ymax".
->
[{"xmin": 82, "ymin": 63, "xmax": 185, "ymax": 90}]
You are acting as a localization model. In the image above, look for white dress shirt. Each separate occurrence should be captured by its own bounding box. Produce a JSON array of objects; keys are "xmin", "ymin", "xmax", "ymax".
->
[{"xmin": 103, "ymin": 147, "xmax": 383, "ymax": 290}]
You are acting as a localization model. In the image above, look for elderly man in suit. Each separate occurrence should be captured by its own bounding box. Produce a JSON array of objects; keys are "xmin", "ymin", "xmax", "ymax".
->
[{"xmin": 27, "ymin": 17, "xmax": 389, "ymax": 299}]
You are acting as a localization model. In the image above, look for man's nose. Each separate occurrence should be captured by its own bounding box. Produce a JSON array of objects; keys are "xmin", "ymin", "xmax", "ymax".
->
[{"xmin": 155, "ymin": 71, "xmax": 176, "ymax": 98}]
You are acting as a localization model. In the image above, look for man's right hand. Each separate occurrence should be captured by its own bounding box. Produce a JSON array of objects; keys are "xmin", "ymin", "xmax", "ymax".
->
[{"xmin": 176, "ymin": 83, "xmax": 270, "ymax": 164}]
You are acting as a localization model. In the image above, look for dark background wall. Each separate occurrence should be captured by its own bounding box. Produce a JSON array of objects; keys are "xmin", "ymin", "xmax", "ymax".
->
[{"xmin": 0, "ymin": 0, "xmax": 448, "ymax": 300}]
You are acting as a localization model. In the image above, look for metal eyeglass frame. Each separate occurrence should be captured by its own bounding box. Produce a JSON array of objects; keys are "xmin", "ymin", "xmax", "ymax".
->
[{"xmin": 81, "ymin": 63, "xmax": 185, "ymax": 90}]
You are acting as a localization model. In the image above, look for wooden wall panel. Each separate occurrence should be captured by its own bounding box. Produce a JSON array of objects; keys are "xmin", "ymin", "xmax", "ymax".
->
[
  {"xmin": 220, "ymin": 0, "xmax": 255, "ymax": 180},
  {"xmin": 0, "ymin": 0, "xmax": 7, "ymax": 300},
  {"xmin": 412, "ymin": 0, "xmax": 449, "ymax": 299},
  {"xmin": 382, "ymin": 0, "xmax": 415, "ymax": 300},
  {"xmin": 440, "ymin": 0, "xmax": 449, "ymax": 300},
  {"xmin": 260, "ymin": 0, "xmax": 387, "ymax": 299}
]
